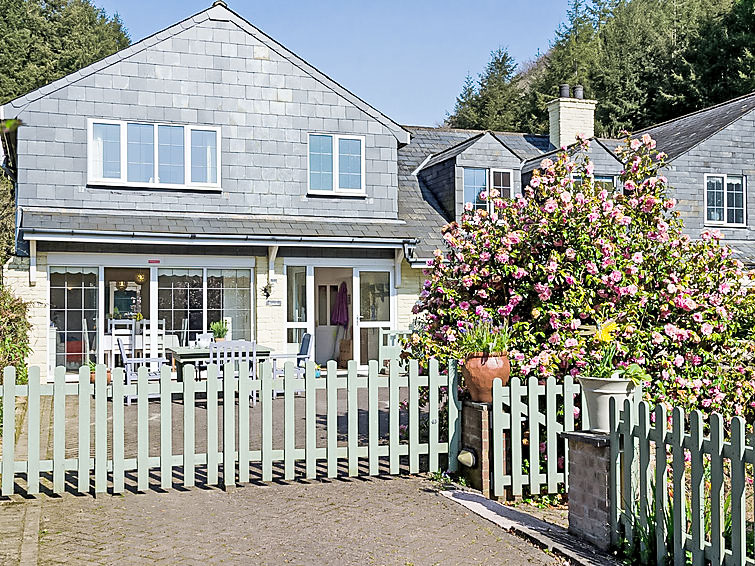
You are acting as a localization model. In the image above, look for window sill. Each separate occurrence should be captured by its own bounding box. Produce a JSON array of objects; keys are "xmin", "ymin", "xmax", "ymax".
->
[
  {"xmin": 704, "ymin": 223, "xmax": 747, "ymax": 229},
  {"xmin": 87, "ymin": 180, "xmax": 222, "ymax": 192},
  {"xmin": 307, "ymin": 190, "xmax": 367, "ymax": 198}
]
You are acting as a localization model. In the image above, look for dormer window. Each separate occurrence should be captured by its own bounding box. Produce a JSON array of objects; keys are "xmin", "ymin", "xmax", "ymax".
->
[
  {"xmin": 88, "ymin": 119, "xmax": 221, "ymax": 190},
  {"xmin": 463, "ymin": 167, "xmax": 513, "ymax": 211},
  {"xmin": 308, "ymin": 133, "xmax": 365, "ymax": 195},
  {"xmin": 705, "ymin": 174, "xmax": 745, "ymax": 226}
]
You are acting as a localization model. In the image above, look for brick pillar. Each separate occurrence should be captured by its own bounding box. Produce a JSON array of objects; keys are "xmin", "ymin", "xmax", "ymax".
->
[
  {"xmin": 460, "ymin": 401, "xmax": 493, "ymax": 498},
  {"xmin": 560, "ymin": 431, "xmax": 612, "ymax": 551}
]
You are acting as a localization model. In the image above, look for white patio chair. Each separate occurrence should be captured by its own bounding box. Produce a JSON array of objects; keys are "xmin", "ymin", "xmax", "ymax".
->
[
  {"xmin": 271, "ymin": 333, "xmax": 313, "ymax": 397},
  {"xmin": 109, "ymin": 319, "xmax": 135, "ymax": 368},
  {"xmin": 209, "ymin": 339, "xmax": 258, "ymax": 405},
  {"xmin": 118, "ymin": 337, "xmax": 168, "ymax": 405}
]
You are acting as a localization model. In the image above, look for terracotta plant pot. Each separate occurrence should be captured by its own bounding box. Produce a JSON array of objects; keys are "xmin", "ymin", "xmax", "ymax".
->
[
  {"xmin": 214, "ymin": 336, "xmax": 226, "ymax": 342},
  {"xmin": 461, "ymin": 352, "xmax": 510, "ymax": 403},
  {"xmin": 89, "ymin": 369, "xmax": 112, "ymax": 384}
]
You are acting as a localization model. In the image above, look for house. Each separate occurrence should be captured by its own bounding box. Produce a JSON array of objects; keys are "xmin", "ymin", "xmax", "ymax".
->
[{"xmin": 2, "ymin": 2, "xmax": 753, "ymax": 381}]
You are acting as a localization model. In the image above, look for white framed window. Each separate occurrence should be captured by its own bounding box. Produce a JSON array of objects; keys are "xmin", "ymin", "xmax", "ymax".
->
[
  {"xmin": 705, "ymin": 173, "xmax": 746, "ymax": 227},
  {"xmin": 307, "ymin": 133, "xmax": 365, "ymax": 195},
  {"xmin": 87, "ymin": 119, "xmax": 221, "ymax": 190},
  {"xmin": 463, "ymin": 167, "xmax": 514, "ymax": 211}
]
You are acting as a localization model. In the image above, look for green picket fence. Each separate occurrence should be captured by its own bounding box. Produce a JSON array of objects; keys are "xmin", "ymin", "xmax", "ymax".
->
[
  {"xmin": 0, "ymin": 358, "xmax": 460, "ymax": 496},
  {"xmin": 490, "ymin": 375, "xmax": 586, "ymax": 499},
  {"xmin": 610, "ymin": 398, "xmax": 755, "ymax": 566}
]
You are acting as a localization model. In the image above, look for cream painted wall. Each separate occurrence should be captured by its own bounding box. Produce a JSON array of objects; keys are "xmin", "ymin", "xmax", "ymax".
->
[{"xmin": 3, "ymin": 253, "xmax": 50, "ymax": 381}]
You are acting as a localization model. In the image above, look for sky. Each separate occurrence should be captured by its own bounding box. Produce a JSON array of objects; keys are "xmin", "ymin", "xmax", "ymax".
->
[{"xmin": 94, "ymin": 0, "xmax": 569, "ymax": 126}]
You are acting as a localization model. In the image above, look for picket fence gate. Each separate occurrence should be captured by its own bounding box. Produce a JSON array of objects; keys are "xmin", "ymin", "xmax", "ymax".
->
[
  {"xmin": 490, "ymin": 375, "xmax": 587, "ymax": 499},
  {"xmin": 610, "ymin": 397, "xmax": 754, "ymax": 566},
  {"xmin": 0, "ymin": 358, "xmax": 461, "ymax": 496}
]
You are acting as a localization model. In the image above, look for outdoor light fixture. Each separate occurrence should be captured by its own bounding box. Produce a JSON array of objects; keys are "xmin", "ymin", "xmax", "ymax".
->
[
  {"xmin": 116, "ymin": 280, "xmax": 127, "ymax": 291},
  {"xmin": 135, "ymin": 272, "xmax": 146, "ymax": 284}
]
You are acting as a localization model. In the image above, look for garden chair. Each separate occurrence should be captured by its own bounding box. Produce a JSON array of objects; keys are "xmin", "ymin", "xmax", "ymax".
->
[
  {"xmin": 378, "ymin": 329, "xmax": 410, "ymax": 374},
  {"xmin": 118, "ymin": 337, "xmax": 167, "ymax": 405},
  {"xmin": 209, "ymin": 339, "xmax": 258, "ymax": 405},
  {"xmin": 271, "ymin": 333, "xmax": 312, "ymax": 397}
]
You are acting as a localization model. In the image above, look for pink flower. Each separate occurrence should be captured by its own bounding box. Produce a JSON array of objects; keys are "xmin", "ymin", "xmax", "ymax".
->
[
  {"xmin": 651, "ymin": 332, "xmax": 664, "ymax": 344},
  {"xmin": 459, "ymin": 301, "xmax": 470, "ymax": 311},
  {"xmin": 585, "ymin": 262, "xmax": 598, "ymax": 275},
  {"xmin": 610, "ymin": 270, "xmax": 622, "ymax": 283},
  {"xmin": 630, "ymin": 139, "xmax": 641, "ymax": 150},
  {"xmin": 565, "ymin": 338, "xmax": 578, "ymax": 347},
  {"xmin": 674, "ymin": 355, "xmax": 684, "ymax": 367},
  {"xmin": 548, "ymin": 333, "xmax": 560, "ymax": 344},
  {"xmin": 701, "ymin": 323, "xmax": 713, "ymax": 336},
  {"xmin": 632, "ymin": 252, "xmax": 643, "ymax": 264},
  {"xmin": 513, "ymin": 268, "xmax": 527, "ymax": 279},
  {"xmin": 543, "ymin": 198, "xmax": 558, "ymax": 213}
]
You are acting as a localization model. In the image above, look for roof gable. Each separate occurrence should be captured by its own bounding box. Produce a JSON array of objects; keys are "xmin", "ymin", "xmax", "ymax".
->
[
  {"xmin": 1, "ymin": 1, "xmax": 409, "ymax": 145},
  {"xmin": 418, "ymin": 131, "xmax": 523, "ymax": 172}
]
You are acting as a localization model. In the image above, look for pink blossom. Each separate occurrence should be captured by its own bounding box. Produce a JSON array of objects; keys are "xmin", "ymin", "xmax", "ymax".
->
[
  {"xmin": 610, "ymin": 270, "xmax": 622, "ymax": 283},
  {"xmin": 701, "ymin": 323, "xmax": 713, "ymax": 336},
  {"xmin": 565, "ymin": 338, "xmax": 578, "ymax": 348},
  {"xmin": 632, "ymin": 252, "xmax": 643, "ymax": 264},
  {"xmin": 543, "ymin": 198, "xmax": 558, "ymax": 213},
  {"xmin": 459, "ymin": 301, "xmax": 470, "ymax": 311}
]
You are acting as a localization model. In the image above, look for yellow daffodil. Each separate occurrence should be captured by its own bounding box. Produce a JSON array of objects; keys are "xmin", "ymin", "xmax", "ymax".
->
[{"xmin": 595, "ymin": 320, "xmax": 618, "ymax": 343}]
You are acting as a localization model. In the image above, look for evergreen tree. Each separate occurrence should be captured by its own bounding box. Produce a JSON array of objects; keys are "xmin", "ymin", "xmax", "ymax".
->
[{"xmin": 0, "ymin": 0, "xmax": 130, "ymax": 105}]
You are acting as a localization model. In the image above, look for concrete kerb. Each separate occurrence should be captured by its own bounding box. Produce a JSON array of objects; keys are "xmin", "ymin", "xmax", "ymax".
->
[{"xmin": 441, "ymin": 489, "xmax": 620, "ymax": 566}]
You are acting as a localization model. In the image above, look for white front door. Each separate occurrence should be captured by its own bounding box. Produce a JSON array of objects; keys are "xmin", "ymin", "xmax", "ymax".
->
[{"xmin": 353, "ymin": 269, "xmax": 394, "ymax": 367}]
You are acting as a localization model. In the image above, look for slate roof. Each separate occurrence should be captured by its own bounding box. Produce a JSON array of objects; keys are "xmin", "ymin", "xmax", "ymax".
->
[
  {"xmin": 639, "ymin": 91, "xmax": 755, "ymax": 161},
  {"xmin": 21, "ymin": 208, "xmax": 417, "ymax": 243},
  {"xmin": 397, "ymin": 126, "xmax": 552, "ymax": 260}
]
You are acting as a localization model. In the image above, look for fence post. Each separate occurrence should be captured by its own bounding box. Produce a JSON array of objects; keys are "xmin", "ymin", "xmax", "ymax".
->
[
  {"xmin": 689, "ymin": 410, "xmax": 705, "ymax": 566},
  {"xmin": 428, "ymin": 358, "xmax": 439, "ymax": 473},
  {"xmin": 284, "ymin": 362, "xmax": 295, "ymax": 481},
  {"xmin": 654, "ymin": 404, "xmax": 668, "ymax": 565},
  {"xmin": 77, "ymin": 366, "xmax": 90, "ymax": 494},
  {"xmin": 709, "ymin": 413, "xmax": 724, "ymax": 566},
  {"xmin": 447, "ymin": 359, "xmax": 460, "ymax": 473},
  {"xmin": 326, "ymin": 360, "xmax": 337, "ymax": 479},
  {"xmin": 672, "ymin": 406, "xmax": 687, "ymax": 566},
  {"xmin": 730, "ymin": 416, "xmax": 746, "ymax": 565},
  {"xmin": 609, "ymin": 396, "xmax": 621, "ymax": 548},
  {"xmin": 223, "ymin": 362, "xmax": 236, "ymax": 488},
  {"xmin": 368, "ymin": 360, "xmax": 379, "ymax": 476},
  {"xmin": 53, "ymin": 366, "xmax": 66, "ymax": 495},
  {"xmin": 2, "ymin": 367, "xmax": 16, "ymax": 496},
  {"xmin": 26, "ymin": 367, "xmax": 41, "ymax": 495},
  {"xmin": 491, "ymin": 378, "xmax": 504, "ymax": 498},
  {"xmin": 94, "ymin": 364, "xmax": 108, "ymax": 494}
]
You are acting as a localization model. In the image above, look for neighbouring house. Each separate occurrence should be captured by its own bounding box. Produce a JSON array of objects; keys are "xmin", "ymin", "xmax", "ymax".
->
[{"xmin": 1, "ymin": 1, "xmax": 753, "ymax": 381}]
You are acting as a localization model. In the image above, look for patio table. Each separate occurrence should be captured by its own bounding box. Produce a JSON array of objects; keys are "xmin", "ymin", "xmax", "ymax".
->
[{"xmin": 167, "ymin": 345, "xmax": 272, "ymax": 381}]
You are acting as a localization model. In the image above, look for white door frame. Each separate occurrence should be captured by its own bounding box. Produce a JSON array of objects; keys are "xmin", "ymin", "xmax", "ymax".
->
[{"xmin": 283, "ymin": 257, "xmax": 397, "ymax": 366}]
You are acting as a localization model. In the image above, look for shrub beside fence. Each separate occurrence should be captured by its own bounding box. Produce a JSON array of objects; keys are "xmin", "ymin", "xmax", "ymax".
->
[
  {"xmin": 491, "ymin": 375, "xmax": 586, "ymax": 499},
  {"xmin": 610, "ymin": 397, "xmax": 754, "ymax": 565},
  {"xmin": 0, "ymin": 358, "xmax": 461, "ymax": 496}
]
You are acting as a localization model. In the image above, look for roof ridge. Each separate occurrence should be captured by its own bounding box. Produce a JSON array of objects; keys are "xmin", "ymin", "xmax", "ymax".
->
[
  {"xmin": 639, "ymin": 90, "xmax": 755, "ymax": 133},
  {"xmin": 404, "ymin": 124, "xmax": 549, "ymax": 138}
]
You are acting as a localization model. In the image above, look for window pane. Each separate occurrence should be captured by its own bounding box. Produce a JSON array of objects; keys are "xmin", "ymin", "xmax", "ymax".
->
[
  {"xmin": 158, "ymin": 125, "xmax": 185, "ymax": 184},
  {"xmin": 463, "ymin": 168, "xmax": 487, "ymax": 209},
  {"xmin": 595, "ymin": 176, "xmax": 615, "ymax": 192},
  {"xmin": 50, "ymin": 266, "xmax": 99, "ymax": 370},
  {"xmin": 338, "ymin": 138, "xmax": 362, "ymax": 190},
  {"xmin": 92, "ymin": 123, "xmax": 121, "ymax": 179},
  {"xmin": 191, "ymin": 129, "xmax": 218, "ymax": 184},
  {"xmin": 206, "ymin": 269, "xmax": 252, "ymax": 340},
  {"xmin": 309, "ymin": 134, "xmax": 333, "ymax": 191},
  {"xmin": 359, "ymin": 271, "xmax": 390, "ymax": 322},
  {"xmin": 158, "ymin": 268, "xmax": 203, "ymax": 343},
  {"xmin": 492, "ymin": 170, "xmax": 512, "ymax": 199},
  {"xmin": 287, "ymin": 266, "xmax": 307, "ymax": 323},
  {"xmin": 727, "ymin": 175, "xmax": 744, "ymax": 225},
  {"xmin": 127, "ymin": 123, "xmax": 154, "ymax": 183},
  {"xmin": 706, "ymin": 176, "xmax": 724, "ymax": 222}
]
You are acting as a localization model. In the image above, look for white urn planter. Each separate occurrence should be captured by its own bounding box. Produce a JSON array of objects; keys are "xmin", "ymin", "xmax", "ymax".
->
[{"xmin": 577, "ymin": 376, "xmax": 636, "ymax": 433}]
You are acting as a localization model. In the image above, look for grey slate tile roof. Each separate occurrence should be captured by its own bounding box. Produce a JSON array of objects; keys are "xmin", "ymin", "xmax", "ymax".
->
[
  {"xmin": 639, "ymin": 91, "xmax": 755, "ymax": 161},
  {"xmin": 397, "ymin": 126, "xmax": 551, "ymax": 260},
  {"xmin": 21, "ymin": 208, "xmax": 418, "ymax": 242}
]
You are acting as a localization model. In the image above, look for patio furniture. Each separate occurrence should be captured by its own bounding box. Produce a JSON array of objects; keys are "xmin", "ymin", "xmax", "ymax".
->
[
  {"xmin": 378, "ymin": 329, "xmax": 411, "ymax": 373},
  {"xmin": 138, "ymin": 319, "xmax": 166, "ymax": 358},
  {"xmin": 271, "ymin": 333, "xmax": 313, "ymax": 397},
  {"xmin": 167, "ymin": 344, "xmax": 272, "ymax": 383},
  {"xmin": 109, "ymin": 319, "xmax": 135, "ymax": 367},
  {"xmin": 209, "ymin": 339, "xmax": 258, "ymax": 405},
  {"xmin": 118, "ymin": 338, "xmax": 168, "ymax": 405}
]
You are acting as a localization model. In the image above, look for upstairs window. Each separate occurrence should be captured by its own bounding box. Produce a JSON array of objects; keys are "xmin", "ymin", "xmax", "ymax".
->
[
  {"xmin": 308, "ymin": 133, "xmax": 365, "ymax": 194},
  {"xmin": 463, "ymin": 167, "xmax": 513, "ymax": 211},
  {"xmin": 706, "ymin": 174, "xmax": 745, "ymax": 226},
  {"xmin": 88, "ymin": 119, "xmax": 220, "ymax": 190}
]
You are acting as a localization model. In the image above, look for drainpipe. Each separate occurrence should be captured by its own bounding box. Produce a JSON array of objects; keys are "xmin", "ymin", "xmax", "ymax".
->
[{"xmin": 267, "ymin": 244, "xmax": 279, "ymax": 288}]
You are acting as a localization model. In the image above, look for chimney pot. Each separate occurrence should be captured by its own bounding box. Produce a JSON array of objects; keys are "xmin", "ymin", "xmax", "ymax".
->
[
  {"xmin": 559, "ymin": 83, "xmax": 571, "ymax": 98},
  {"xmin": 574, "ymin": 85, "xmax": 584, "ymax": 99}
]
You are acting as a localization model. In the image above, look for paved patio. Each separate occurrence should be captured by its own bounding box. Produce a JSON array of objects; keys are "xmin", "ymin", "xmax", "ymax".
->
[{"xmin": 2, "ymin": 476, "xmax": 561, "ymax": 565}]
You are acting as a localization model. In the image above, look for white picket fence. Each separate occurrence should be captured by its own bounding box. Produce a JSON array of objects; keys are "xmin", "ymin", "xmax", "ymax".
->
[
  {"xmin": 490, "ymin": 376, "xmax": 587, "ymax": 499},
  {"xmin": 610, "ymin": 397, "xmax": 755, "ymax": 565},
  {"xmin": 0, "ymin": 359, "xmax": 461, "ymax": 496}
]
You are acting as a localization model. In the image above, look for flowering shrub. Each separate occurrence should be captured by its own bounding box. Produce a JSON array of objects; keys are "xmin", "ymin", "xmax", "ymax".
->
[{"xmin": 405, "ymin": 135, "xmax": 755, "ymax": 421}]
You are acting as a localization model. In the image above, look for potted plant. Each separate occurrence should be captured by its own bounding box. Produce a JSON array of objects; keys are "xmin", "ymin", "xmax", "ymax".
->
[
  {"xmin": 458, "ymin": 322, "xmax": 511, "ymax": 403},
  {"xmin": 87, "ymin": 360, "xmax": 112, "ymax": 384},
  {"xmin": 210, "ymin": 320, "xmax": 228, "ymax": 342},
  {"xmin": 578, "ymin": 320, "xmax": 646, "ymax": 433}
]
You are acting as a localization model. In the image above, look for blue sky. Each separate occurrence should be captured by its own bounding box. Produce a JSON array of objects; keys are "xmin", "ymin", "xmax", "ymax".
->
[{"xmin": 95, "ymin": 1, "xmax": 569, "ymax": 126}]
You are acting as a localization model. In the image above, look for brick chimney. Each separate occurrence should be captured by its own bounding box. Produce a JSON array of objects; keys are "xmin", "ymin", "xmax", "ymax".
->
[{"xmin": 547, "ymin": 84, "xmax": 597, "ymax": 149}]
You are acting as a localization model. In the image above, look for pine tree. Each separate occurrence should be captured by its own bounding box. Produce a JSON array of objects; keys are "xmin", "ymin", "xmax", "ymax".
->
[{"xmin": 0, "ymin": 0, "xmax": 130, "ymax": 105}]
